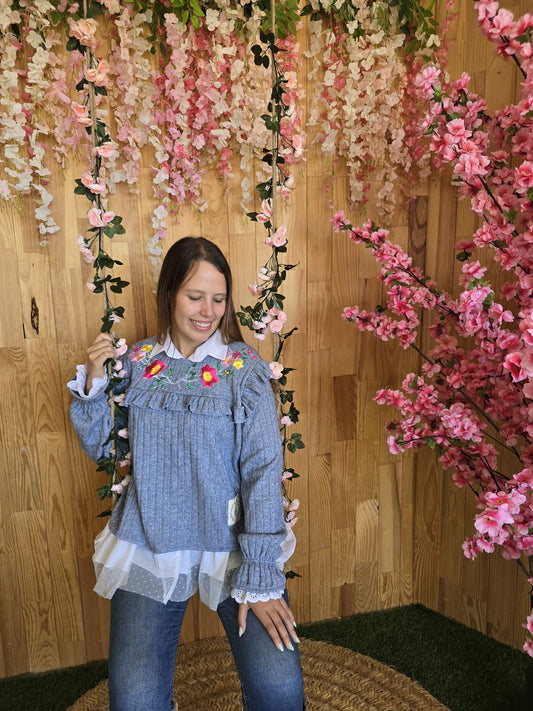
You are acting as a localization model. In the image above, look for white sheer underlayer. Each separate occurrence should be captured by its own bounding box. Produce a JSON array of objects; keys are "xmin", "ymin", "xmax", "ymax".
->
[{"xmin": 93, "ymin": 523, "xmax": 296, "ymax": 610}]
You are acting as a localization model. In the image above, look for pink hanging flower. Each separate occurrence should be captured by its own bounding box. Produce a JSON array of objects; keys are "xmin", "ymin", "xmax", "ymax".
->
[
  {"xmin": 69, "ymin": 18, "xmax": 99, "ymax": 49},
  {"xmin": 269, "ymin": 361, "xmax": 284, "ymax": 380},
  {"xmin": 114, "ymin": 339, "xmax": 128, "ymax": 357},
  {"xmin": 88, "ymin": 206, "xmax": 115, "ymax": 227},
  {"xmin": 271, "ymin": 225, "xmax": 288, "ymax": 248}
]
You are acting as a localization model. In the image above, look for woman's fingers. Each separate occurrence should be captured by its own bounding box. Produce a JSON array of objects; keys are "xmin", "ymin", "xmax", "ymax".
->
[
  {"xmin": 88, "ymin": 333, "xmax": 115, "ymax": 366},
  {"xmin": 246, "ymin": 597, "xmax": 300, "ymax": 652},
  {"xmin": 86, "ymin": 333, "xmax": 116, "ymax": 393}
]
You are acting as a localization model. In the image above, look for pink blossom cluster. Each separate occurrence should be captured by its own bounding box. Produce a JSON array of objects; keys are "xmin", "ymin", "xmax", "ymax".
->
[
  {"xmin": 251, "ymin": 306, "xmax": 287, "ymax": 341},
  {"xmin": 149, "ymin": 11, "xmax": 303, "ymax": 215},
  {"xmin": 334, "ymin": 214, "xmax": 447, "ymax": 349},
  {"xmin": 283, "ymin": 495, "xmax": 299, "ymax": 528},
  {"xmin": 306, "ymin": 4, "xmax": 450, "ymax": 223},
  {"xmin": 336, "ymin": 2, "xmax": 533, "ymax": 654}
]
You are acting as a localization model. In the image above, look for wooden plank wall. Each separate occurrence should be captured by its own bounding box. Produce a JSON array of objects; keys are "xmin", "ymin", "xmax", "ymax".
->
[{"xmin": 0, "ymin": 0, "xmax": 529, "ymax": 677}]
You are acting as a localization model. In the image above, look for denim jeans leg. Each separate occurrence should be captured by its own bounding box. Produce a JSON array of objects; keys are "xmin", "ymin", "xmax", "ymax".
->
[
  {"xmin": 108, "ymin": 589, "xmax": 188, "ymax": 711},
  {"xmin": 217, "ymin": 592, "xmax": 305, "ymax": 711}
]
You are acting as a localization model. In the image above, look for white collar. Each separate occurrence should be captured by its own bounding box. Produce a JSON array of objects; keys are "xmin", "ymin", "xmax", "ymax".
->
[{"xmin": 152, "ymin": 329, "xmax": 229, "ymax": 362}]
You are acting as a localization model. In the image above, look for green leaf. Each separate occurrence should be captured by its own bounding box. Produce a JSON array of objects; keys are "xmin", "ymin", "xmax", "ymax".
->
[
  {"xmin": 66, "ymin": 36, "xmax": 81, "ymax": 52},
  {"xmin": 190, "ymin": 0, "xmax": 204, "ymax": 17}
]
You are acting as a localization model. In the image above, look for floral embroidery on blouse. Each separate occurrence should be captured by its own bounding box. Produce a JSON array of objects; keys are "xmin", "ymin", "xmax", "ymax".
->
[
  {"xmin": 184, "ymin": 348, "xmax": 257, "ymax": 390},
  {"xmin": 130, "ymin": 345, "xmax": 173, "ymax": 389},
  {"xmin": 142, "ymin": 359, "xmax": 167, "ymax": 380},
  {"xmin": 129, "ymin": 344, "xmax": 257, "ymax": 389}
]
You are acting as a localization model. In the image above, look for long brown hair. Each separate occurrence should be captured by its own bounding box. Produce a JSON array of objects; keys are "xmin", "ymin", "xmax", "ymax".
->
[{"xmin": 156, "ymin": 236, "xmax": 244, "ymax": 344}]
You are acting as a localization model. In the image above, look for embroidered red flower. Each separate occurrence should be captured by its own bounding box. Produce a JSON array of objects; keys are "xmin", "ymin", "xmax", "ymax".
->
[
  {"xmin": 201, "ymin": 364, "xmax": 218, "ymax": 387},
  {"xmin": 142, "ymin": 359, "xmax": 167, "ymax": 379}
]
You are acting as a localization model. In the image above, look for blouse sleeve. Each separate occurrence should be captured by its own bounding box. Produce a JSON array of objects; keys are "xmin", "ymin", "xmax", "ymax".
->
[
  {"xmin": 68, "ymin": 359, "xmax": 130, "ymax": 463},
  {"xmin": 231, "ymin": 359, "xmax": 288, "ymax": 596}
]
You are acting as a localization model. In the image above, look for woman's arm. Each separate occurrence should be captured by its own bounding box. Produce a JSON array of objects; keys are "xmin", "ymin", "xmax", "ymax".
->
[
  {"xmin": 233, "ymin": 360, "xmax": 299, "ymax": 650},
  {"xmin": 68, "ymin": 333, "xmax": 130, "ymax": 462}
]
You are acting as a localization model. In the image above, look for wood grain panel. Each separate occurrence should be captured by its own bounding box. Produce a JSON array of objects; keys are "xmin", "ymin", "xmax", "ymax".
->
[
  {"xmin": 12, "ymin": 510, "xmax": 60, "ymax": 672},
  {"xmin": 0, "ymin": 553, "xmax": 28, "ymax": 676},
  {"xmin": 308, "ymin": 454, "xmax": 331, "ymax": 553},
  {"xmin": 0, "ymin": 250, "xmax": 24, "ymax": 349}
]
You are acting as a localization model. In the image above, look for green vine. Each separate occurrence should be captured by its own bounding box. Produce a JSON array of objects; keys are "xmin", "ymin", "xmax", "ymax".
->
[
  {"xmin": 238, "ymin": 27, "xmax": 305, "ymax": 530},
  {"xmin": 67, "ymin": 1, "xmax": 131, "ymax": 512}
]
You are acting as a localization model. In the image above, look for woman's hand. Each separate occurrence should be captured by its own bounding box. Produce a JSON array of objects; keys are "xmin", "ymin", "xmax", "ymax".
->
[
  {"xmin": 85, "ymin": 332, "xmax": 116, "ymax": 394},
  {"xmin": 237, "ymin": 597, "xmax": 300, "ymax": 652}
]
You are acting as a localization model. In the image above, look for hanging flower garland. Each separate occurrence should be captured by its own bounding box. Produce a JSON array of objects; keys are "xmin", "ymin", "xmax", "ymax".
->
[
  {"xmin": 0, "ymin": 1, "xmax": 451, "ymax": 246},
  {"xmin": 67, "ymin": 2, "xmax": 131, "ymax": 508},
  {"xmin": 145, "ymin": 2, "xmax": 303, "ymax": 277},
  {"xmin": 0, "ymin": 1, "xmax": 64, "ymax": 243},
  {"xmin": 303, "ymin": 0, "xmax": 455, "ymax": 223}
]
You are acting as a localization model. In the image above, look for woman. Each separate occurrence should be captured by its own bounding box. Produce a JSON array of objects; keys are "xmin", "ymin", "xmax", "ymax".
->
[{"xmin": 69, "ymin": 237, "xmax": 304, "ymax": 711}]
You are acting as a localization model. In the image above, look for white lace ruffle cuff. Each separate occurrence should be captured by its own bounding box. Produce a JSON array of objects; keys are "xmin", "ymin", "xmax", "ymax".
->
[{"xmin": 230, "ymin": 588, "xmax": 285, "ymax": 604}]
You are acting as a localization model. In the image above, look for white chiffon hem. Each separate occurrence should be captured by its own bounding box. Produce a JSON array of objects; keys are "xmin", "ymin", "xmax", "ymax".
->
[{"xmin": 93, "ymin": 523, "xmax": 296, "ymax": 611}]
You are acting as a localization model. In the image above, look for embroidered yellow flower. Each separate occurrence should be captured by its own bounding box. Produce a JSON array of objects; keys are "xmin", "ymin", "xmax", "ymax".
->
[
  {"xmin": 201, "ymin": 364, "xmax": 219, "ymax": 387},
  {"xmin": 233, "ymin": 358, "xmax": 244, "ymax": 369}
]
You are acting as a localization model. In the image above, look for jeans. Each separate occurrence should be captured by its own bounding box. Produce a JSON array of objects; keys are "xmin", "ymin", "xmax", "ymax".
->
[{"xmin": 108, "ymin": 588, "xmax": 304, "ymax": 711}]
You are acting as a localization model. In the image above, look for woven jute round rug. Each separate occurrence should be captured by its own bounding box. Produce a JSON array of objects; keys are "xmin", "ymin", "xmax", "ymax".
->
[{"xmin": 68, "ymin": 636, "xmax": 449, "ymax": 710}]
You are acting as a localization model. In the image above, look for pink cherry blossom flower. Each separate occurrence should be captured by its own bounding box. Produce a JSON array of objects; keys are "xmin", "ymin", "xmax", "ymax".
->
[
  {"xmin": 330, "ymin": 210, "xmax": 346, "ymax": 232},
  {"xmin": 414, "ymin": 65, "xmax": 442, "ymax": 98},
  {"xmin": 504, "ymin": 351, "xmax": 526, "ymax": 381},
  {"xmin": 474, "ymin": 508, "xmax": 513, "ymax": 536}
]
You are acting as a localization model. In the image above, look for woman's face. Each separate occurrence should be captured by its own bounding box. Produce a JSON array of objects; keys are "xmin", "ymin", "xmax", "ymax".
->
[{"xmin": 171, "ymin": 260, "xmax": 227, "ymax": 358}]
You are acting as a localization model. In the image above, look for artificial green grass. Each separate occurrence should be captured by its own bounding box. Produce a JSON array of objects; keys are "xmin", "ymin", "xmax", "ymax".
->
[
  {"xmin": 301, "ymin": 604, "xmax": 533, "ymax": 711},
  {"xmin": 0, "ymin": 658, "xmax": 108, "ymax": 711},
  {"xmin": 0, "ymin": 604, "xmax": 531, "ymax": 710}
]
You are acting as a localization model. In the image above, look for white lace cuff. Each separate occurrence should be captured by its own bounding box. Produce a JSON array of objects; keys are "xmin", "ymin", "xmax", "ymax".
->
[
  {"xmin": 71, "ymin": 364, "xmax": 108, "ymax": 398},
  {"xmin": 231, "ymin": 588, "xmax": 285, "ymax": 604}
]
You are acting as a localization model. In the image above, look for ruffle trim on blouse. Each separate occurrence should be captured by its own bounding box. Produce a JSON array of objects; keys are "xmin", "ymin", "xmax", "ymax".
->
[
  {"xmin": 239, "ymin": 359, "xmax": 274, "ymax": 419},
  {"xmin": 93, "ymin": 523, "xmax": 296, "ymax": 611},
  {"xmin": 124, "ymin": 387, "xmax": 233, "ymax": 417}
]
